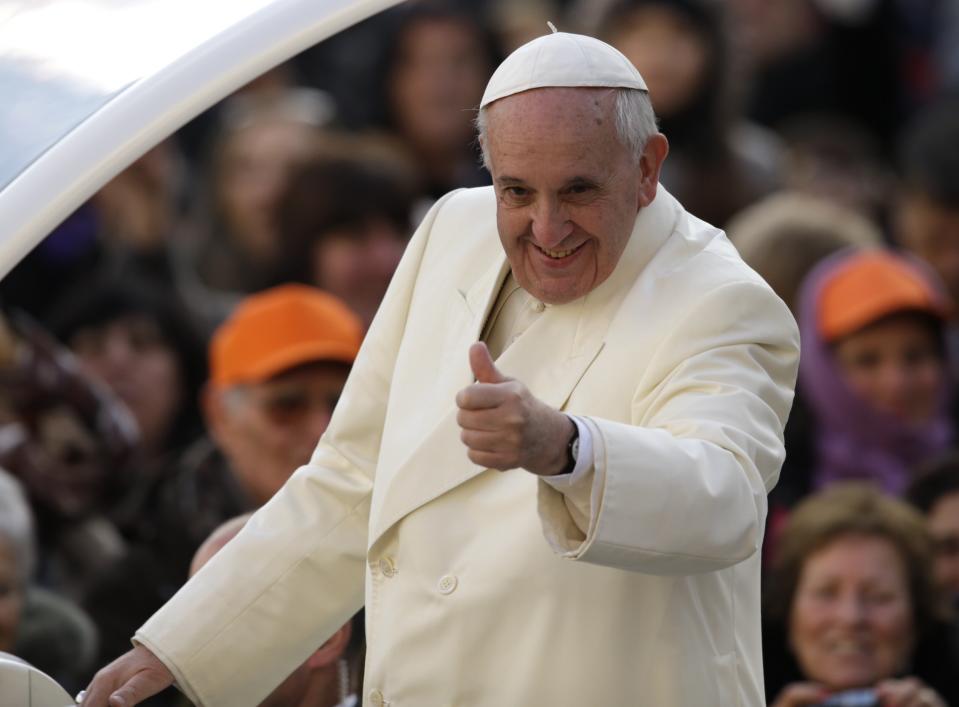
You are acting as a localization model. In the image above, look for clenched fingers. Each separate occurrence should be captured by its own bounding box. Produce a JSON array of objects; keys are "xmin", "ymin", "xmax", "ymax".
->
[
  {"xmin": 455, "ymin": 381, "xmax": 521, "ymax": 410},
  {"xmin": 457, "ymin": 407, "xmax": 522, "ymax": 431},
  {"xmin": 460, "ymin": 428, "xmax": 520, "ymax": 451}
]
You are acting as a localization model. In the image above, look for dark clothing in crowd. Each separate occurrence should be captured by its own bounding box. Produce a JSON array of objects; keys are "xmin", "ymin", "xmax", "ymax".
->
[{"xmin": 83, "ymin": 438, "xmax": 254, "ymax": 670}]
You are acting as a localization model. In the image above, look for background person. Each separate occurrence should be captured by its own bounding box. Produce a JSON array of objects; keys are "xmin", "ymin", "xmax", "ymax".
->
[
  {"xmin": 0, "ymin": 469, "xmax": 33, "ymax": 656},
  {"xmin": 0, "ymin": 469, "xmax": 99, "ymax": 695},
  {"xmin": 793, "ymin": 249, "xmax": 953, "ymax": 497},
  {"xmin": 726, "ymin": 191, "xmax": 882, "ymax": 317},
  {"xmin": 274, "ymin": 146, "xmax": 419, "ymax": 329},
  {"xmin": 598, "ymin": 0, "xmax": 784, "ymax": 227},
  {"xmin": 177, "ymin": 88, "xmax": 336, "ymax": 317},
  {"xmin": 893, "ymin": 97, "xmax": 959, "ymax": 378},
  {"xmin": 372, "ymin": 3, "xmax": 497, "ymax": 198},
  {"xmin": 763, "ymin": 484, "xmax": 956, "ymax": 707},
  {"xmin": 80, "ymin": 284, "xmax": 362, "ymax": 678},
  {"xmin": 48, "ymin": 276, "xmax": 206, "ymax": 469},
  {"xmin": 182, "ymin": 514, "xmax": 362, "ymax": 707},
  {"xmin": 906, "ymin": 454, "xmax": 959, "ymax": 610},
  {"xmin": 0, "ymin": 310, "xmax": 138, "ymax": 600}
]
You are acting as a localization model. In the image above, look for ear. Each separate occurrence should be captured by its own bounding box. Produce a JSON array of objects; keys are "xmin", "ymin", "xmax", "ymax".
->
[
  {"xmin": 304, "ymin": 621, "xmax": 353, "ymax": 670},
  {"xmin": 636, "ymin": 133, "xmax": 669, "ymax": 209}
]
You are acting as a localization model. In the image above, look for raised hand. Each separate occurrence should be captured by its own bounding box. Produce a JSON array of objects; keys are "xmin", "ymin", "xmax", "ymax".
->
[
  {"xmin": 455, "ymin": 342, "xmax": 574, "ymax": 476},
  {"xmin": 876, "ymin": 678, "xmax": 947, "ymax": 707}
]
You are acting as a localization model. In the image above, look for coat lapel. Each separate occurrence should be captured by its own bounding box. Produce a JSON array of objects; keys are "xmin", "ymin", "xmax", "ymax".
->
[{"xmin": 369, "ymin": 187, "xmax": 680, "ymax": 550}]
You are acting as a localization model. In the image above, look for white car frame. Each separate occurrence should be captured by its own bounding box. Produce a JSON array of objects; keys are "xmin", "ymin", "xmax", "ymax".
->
[{"xmin": 0, "ymin": 0, "xmax": 405, "ymax": 280}]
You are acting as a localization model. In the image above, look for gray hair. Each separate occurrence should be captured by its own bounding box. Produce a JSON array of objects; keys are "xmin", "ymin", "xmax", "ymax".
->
[
  {"xmin": 0, "ymin": 469, "xmax": 36, "ymax": 586},
  {"xmin": 475, "ymin": 87, "xmax": 658, "ymax": 169}
]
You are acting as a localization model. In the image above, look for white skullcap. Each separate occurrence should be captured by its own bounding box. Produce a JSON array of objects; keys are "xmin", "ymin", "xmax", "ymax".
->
[{"xmin": 480, "ymin": 31, "xmax": 648, "ymax": 109}]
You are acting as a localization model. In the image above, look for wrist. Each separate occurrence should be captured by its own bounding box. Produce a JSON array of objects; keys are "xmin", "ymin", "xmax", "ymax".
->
[{"xmin": 542, "ymin": 414, "xmax": 577, "ymax": 476}]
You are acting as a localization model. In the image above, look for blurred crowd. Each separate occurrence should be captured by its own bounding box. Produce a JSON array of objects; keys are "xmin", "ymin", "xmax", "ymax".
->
[{"xmin": 1, "ymin": 0, "xmax": 959, "ymax": 704}]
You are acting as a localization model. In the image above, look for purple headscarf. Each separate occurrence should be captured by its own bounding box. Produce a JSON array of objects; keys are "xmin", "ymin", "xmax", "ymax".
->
[{"xmin": 797, "ymin": 249, "xmax": 953, "ymax": 495}]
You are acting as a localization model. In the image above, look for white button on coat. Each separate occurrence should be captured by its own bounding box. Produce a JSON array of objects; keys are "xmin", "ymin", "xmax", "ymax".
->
[
  {"xmin": 533, "ymin": 301, "xmax": 545, "ymax": 313},
  {"xmin": 378, "ymin": 557, "xmax": 397, "ymax": 578},
  {"xmin": 368, "ymin": 688, "xmax": 385, "ymax": 706},
  {"xmin": 437, "ymin": 575, "xmax": 458, "ymax": 594}
]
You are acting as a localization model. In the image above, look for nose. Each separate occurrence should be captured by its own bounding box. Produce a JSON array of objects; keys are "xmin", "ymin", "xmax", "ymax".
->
[
  {"xmin": 833, "ymin": 593, "xmax": 869, "ymax": 626},
  {"xmin": 100, "ymin": 331, "xmax": 136, "ymax": 371},
  {"xmin": 877, "ymin": 361, "xmax": 912, "ymax": 404},
  {"xmin": 531, "ymin": 197, "xmax": 573, "ymax": 249}
]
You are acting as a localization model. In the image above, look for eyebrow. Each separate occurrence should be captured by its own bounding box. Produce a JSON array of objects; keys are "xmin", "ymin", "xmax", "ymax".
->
[{"xmin": 495, "ymin": 175, "xmax": 600, "ymax": 187}]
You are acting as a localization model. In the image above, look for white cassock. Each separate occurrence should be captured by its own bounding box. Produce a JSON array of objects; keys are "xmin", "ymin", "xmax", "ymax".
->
[{"xmin": 136, "ymin": 185, "xmax": 800, "ymax": 706}]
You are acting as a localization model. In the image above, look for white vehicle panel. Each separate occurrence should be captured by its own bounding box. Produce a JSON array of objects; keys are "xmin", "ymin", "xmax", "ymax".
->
[{"xmin": 0, "ymin": 0, "xmax": 404, "ymax": 278}]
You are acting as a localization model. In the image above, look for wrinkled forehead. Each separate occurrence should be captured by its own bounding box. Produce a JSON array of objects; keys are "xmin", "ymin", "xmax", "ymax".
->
[
  {"xmin": 482, "ymin": 87, "xmax": 624, "ymax": 166},
  {"xmin": 484, "ymin": 86, "xmax": 617, "ymax": 120}
]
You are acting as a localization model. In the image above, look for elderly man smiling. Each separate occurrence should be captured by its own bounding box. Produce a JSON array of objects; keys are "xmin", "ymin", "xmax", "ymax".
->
[{"xmin": 83, "ymin": 32, "xmax": 799, "ymax": 707}]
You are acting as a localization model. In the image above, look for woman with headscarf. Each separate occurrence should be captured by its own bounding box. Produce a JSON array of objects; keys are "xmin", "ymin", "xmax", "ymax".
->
[{"xmin": 794, "ymin": 249, "xmax": 953, "ymax": 498}]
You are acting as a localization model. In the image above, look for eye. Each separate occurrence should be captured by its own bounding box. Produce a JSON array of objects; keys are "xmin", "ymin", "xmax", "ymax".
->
[
  {"xmin": 864, "ymin": 589, "xmax": 897, "ymax": 606},
  {"xmin": 504, "ymin": 186, "xmax": 529, "ymax": 198},
  {"xmin": 567, "ymin": 183, "xmax": 593, "ymax": 195},
  {"xmin": 809, "ymin": 583, "xmax": 838, "ymax": 601},
  {"xmin": 850, "ymin": 350, "xmax": 881, "ymax": 370},
  {"xmin": 261, "ymin": 391, "xmax": 311, "ymax": 422},
  {"xmin": 903, "ymin": 344, "xmax": 938, "ymax": 367}
]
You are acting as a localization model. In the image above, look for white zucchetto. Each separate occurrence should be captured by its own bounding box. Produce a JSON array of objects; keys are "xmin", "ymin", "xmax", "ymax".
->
[{"xmin": 479, "ymin": 31, "xmax": 648, "ymax": 109}]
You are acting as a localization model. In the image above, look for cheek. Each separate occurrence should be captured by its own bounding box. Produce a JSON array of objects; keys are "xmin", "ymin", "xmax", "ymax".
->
[
  {"xmin": 312, "ymin": 241, "xmax": 358, "ymax": 290},
  {"xmin": 670, "ymin": 37, "xmax": 709, "ymax": 98},
  {"xmin": 76, "ymin": 355, "xmax": 111, "ymax": 386},
  {"xmin": 790, "ymin": 597, "xmax": 829, "ymax": 650},
  {"xmin": 496, "ymin": 209, "xmax": 526, "ymax": 245},
  {"xmin": 144, "ymin": 352, "xmax": 180, "ymax": 386},
  {"xmin": 872, "ymin": 603, "xmax": 915, "ymax": 670},
  {"xmin": 142, "ymin": 355, "xmax": 183, "ymax": 408},
  {"xmin": 841, "ymin": 365, "xmax": 881, "ymax": 402},
  {"xmin": 0, "ymin": 592, "xmax": 23, "ymax": 646},
  {"xmin": 916, "ymin": 361, "xmax": 945, "ymax": 397},
  {"xmin": 220, "ymin": 174, "xmax": 255, "ymax": 220},
  {"xmin": 875, "ymin": 601, "xmax": 913, "ymax": 640},
  {"xmin": 589, "ymin": 213, "xmax": 634, "ymax": 271}
]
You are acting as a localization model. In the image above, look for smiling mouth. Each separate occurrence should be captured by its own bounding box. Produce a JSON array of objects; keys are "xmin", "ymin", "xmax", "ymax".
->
[{"xmin": 532, "ymin": 242, "xmax": 585, "ymax": 260}]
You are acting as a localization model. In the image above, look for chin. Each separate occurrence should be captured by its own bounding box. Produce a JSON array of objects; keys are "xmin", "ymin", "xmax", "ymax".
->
[
  {"xmin": 521, "ymin": 274, "xmax": 591, "ymax": 305},
  {"xmin": 819, "ymin": 667, "xmax": 881, "ymax": 691}
]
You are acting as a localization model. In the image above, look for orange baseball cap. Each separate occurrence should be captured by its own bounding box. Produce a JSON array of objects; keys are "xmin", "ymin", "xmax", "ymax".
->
[
  {"xmin": 818, "ymin": 251, "xmax": 950, "ymax": 342},
  {"xmin": 210, "ymin": 284, "xmax": 362, "ymax": 388}
]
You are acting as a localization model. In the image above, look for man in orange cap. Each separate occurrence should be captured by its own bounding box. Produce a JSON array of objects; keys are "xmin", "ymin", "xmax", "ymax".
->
[
  {"xmin": 80, "ymin": 285, "xmax": 364, "ymax": 672},
  {"xmin": 202, "ymin": 284, "xmax": 362, "ymax": 509}
]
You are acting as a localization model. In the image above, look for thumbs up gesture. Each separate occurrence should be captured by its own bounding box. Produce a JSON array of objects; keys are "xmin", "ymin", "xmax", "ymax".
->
[{"xmin": 455, "ymin": 342, "xmax": 575, "ymax": 476}]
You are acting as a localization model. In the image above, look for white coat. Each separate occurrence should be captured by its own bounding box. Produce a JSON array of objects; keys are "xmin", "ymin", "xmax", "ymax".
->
[{"xmin": 137, "ymin": 185, "xmax": 800, "ymax": 706}]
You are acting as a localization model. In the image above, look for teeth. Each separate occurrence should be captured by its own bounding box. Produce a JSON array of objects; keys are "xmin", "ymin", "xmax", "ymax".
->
[
  {"xmin": 829, "ymin": 641, "xmax": 869, "ymax": 655},
  {"xmin": 536, "ymin": 244, "xmax": 578, "ymax": 259}
]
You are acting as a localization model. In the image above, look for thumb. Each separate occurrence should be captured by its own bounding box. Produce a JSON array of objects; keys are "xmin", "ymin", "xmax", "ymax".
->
[{"xmin": 469, "ymin": 342, "xmax": 507, "ymax": 383}]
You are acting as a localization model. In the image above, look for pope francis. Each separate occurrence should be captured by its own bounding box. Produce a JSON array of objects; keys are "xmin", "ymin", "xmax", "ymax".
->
[{"xmin": 82, "ymin": 32, "xmax": 800, "ymax": 707}]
